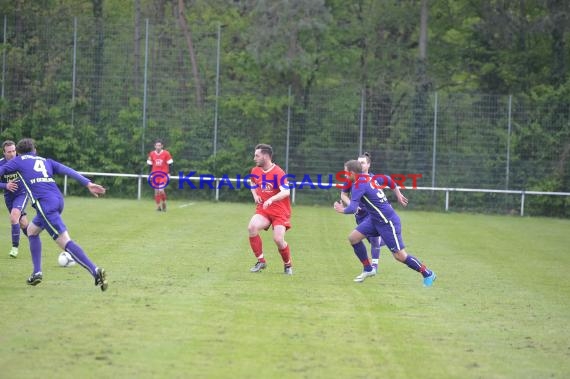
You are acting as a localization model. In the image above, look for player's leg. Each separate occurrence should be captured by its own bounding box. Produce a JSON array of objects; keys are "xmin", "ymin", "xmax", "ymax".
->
[
  {"xmin": 368, "ymin": 236, "xmax": 381, "ymax": 271},
  {"xmin": 272, "ymin": 224, "xmax": 292, "ymax": 274},
  {"xmin": 160, "ymin": 189, "xmax": 167, "ymax": 211},
  {"xmin": 8, "ymin": 207, "xmax": 22, "ymax": 257},
  {"xmin": 154, "ymin": 189, "xmax": 162, "ymax": 211},
  {"xmin": 26, "ymin": 221, "xmax": 44, "ymax": 285},
  {"xmin": 55, "ymin": 231, "xmax": 97, "ymax": 274},
  {"xmin": 356, "ymin": 215, "xmax": 376, "ymax": 270},
  {"xmin": 351, "ymin": 220, "xmax": 377, "ymax": 282},
  {"xmin": 379, "ymin": 218, "xmax": 436, "ymax": 287},
  {"xmin": 55, "ymin": 230, "xmax": 108, "ymax": 291},
  {"xmin": 248, "ymin": 213, "xmax": 271, "ymax": 272},
  {"xmin": 19, "ymin": 212, "xmax": 29, "ymax": 235}
]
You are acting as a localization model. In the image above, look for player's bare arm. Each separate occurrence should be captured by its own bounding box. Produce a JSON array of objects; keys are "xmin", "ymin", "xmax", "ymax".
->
[
  {"xmin": 5, "ymin": 180, "xmax": 18, "ymax": 192},
  {"xmin": 391, "ymin": 185, "xmax": 408, "ymax": 207},
  {"xmin": 262, "ymin": 187, "xmax": 290, "ymax": 209},
  {"xmin": 333, "ymin": 200, "xmax": 345, "ymax": 213},
  {"xmin": 87, "ymin": 182, "xmax": 106, "ymax": 197},
  {"xmin": 251, "ymin": 189, "xmax": 262, "ymax": 204},
  {"xmin": 340, "ymin": 191, "xmax": 351, "ymax": 206}
]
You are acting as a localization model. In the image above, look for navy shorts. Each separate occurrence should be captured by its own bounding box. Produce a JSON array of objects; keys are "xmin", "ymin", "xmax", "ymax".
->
[
  {"xmin": 355, "ymin": 214, "xmax": 404, "ymax": 253},
  {"xmin": 32, "ymin": 197, "xmax": 67, "ymax": 240},
  {"xmin": 5, "ymin": 192, "xmax": 29, "ymax": 213}
]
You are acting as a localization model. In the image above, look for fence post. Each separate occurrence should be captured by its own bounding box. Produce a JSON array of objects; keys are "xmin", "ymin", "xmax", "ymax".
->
[
  {"xmin": 286, "ymin": 85, "xmax": 291, "ymax": 174},
  {"xmin": 431, "ymin": 92, "xmax": 438, "ymax": 188},
  {"xmin": 215, "ymin": 179, "xmax": 219, "ymax": 201},
  {"xmin": 1, "ymin": 15, "xmax": 7, "ymax": 128},
  {"xmin": 71, "ymin": 17, "xmax": 77, "ymax": 127},
  {"xmin": 506, "ymin": 95, "xmax": 512, "ymax": 190},
  {"xmin": 141, "ymin": 19, "xmax": 149, "ymax": 159},
  {"xmin": 358, "ymin": 89, "xmax": 365, "ymax": 155},
  {"xmin": 213, "ymin": 23, "xmax": 221, "ymax": 160}
]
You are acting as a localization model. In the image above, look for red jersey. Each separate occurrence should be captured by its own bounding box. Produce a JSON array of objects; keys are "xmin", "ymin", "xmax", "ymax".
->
[
  {"xmin": 250, "ymin": 163, "xmax": 291, "ymax": 217},
  {"xmin": 147, "ymin": 149, "xmax": 173, "ymax": 173}
]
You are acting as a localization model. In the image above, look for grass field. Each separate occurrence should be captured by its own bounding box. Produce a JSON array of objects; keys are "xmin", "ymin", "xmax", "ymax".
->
[{"xmin": 0, "ymin": 197, "xmax": 569, "ymax": 379}]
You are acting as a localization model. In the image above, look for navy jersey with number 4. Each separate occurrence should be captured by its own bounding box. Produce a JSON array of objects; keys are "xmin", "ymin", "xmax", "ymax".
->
[{"xmin": 0, "ymin": 154, "xmax": 90, "ymax": 204}]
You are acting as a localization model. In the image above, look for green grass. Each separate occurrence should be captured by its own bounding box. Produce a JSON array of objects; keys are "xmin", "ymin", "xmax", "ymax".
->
[{"xmin": 0, "ymin": 198, "xmax": 569, "ymax": 379}]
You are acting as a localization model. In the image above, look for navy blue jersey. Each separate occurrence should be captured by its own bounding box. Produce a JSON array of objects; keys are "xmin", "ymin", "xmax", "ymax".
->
[
  {"xmin": 343, "ymin": 174, "xmax": 398, "ymax": 224},
  {"xmin": 342, "ymin": 173, "xmax": 385, "ymax": 220},
  {"xmin": 0, "ymin": 157, "xmax": 27, "ymax": 201},
  {"xmin": 0, "ymin": 154, "xmax": 90, "ymax": 204}
]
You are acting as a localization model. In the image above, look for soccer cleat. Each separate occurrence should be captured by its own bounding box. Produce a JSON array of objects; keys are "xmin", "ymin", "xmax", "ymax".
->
[
  {"xmin": 250, "ymin": 261, "xmax": 267, "ymax": 273},
  {"xmin": 95, "ymin": 268, "xmax": 108, "ymax": 291},
  {"xmin": 9, "ymin": 246, "xmax": 19, "ymax": 258},
  {"xmin": 284, "ymin": 265, "xmax": 293, "ymax": 275},
  {"xmin": 156, "ymin": 207, "xmax": 162, "ymax": 212},
  {"xmin": 353, "ymin": 268, "xmax": 377, "ymax": 283},
  {"xmin": 26, "ymin": 272, "xmax": 43, "ymax": 286},
  {"xmin": 372, "ymin": 263, "xmax": 378, "ymax": 272},
  {"xmin": 423, "ymin": 272, "xmax": 437, "ymax": 287}
]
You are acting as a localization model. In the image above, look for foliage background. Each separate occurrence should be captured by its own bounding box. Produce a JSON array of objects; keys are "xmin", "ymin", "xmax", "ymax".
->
[{"xmin": 0, "ymin": 0, "xmax": 568, "ymax": 216}]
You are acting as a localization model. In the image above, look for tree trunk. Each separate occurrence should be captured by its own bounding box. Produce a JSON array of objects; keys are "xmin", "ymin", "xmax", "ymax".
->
[
  {"xmin": 133, "ymin": 0, "xmax": 141, "ymax": 93},
  {"xmin": 177, "ymin": 0, "xmax": 203, "ymax": 107},
  {"xmin": 547, "ymin": 0, "xmax": 567, "ymax": 85},
  {"xmin": 91, "ymin": 0, "xmax": 104, "ymax": 123}
]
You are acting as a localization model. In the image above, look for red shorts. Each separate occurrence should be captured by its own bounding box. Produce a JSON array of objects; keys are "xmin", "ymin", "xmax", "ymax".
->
[{"xmin": 256, "ymin": 208, "xmax": 291, "ymax": 230}]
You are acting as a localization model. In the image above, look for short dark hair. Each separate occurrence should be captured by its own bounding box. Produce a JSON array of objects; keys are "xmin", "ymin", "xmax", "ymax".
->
[
  {"xmin": 2, "ymin": 140, "xmax": 15, "ymax": 152},
  {"xmin": 255, "ymin": 144, "xmax": 273, "ymax": 158},
  {"xmin": 16, "ymin": 138, "xmax": 36, "ymax": 155},
  {"xmin": 345, "ymin": 159, "xmax": 363, "ymax": 174}
]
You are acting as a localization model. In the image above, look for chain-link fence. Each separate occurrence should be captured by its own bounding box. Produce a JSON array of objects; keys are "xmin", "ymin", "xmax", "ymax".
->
[{"xmin": 1, "ymin": 16, "xmax": 568, "ymax": 216}]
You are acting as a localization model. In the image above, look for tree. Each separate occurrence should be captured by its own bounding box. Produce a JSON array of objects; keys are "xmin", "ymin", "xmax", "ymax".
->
[{"xmin": 176, "ymin": 0, "xmax": 203, "ymax": 107}]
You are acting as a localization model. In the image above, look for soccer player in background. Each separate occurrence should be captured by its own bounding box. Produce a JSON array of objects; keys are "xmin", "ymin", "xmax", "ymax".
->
[
  {"xmin": 0, "ymin": 138, "xmax": 108, "ymax": 290},
  {"xmin": 247, "ymin": 144, "xmax": 293, "ymax": 275},
  {"xmin": 147, "ymin": 140, "xmax": 173, "ymax": 212},
  {"xmin": 334, "ymin": 159, "xmax": 436, "ymax": 286},
  {"xmin": 0, "ymin": 140, "xmax": 29, "ymax": 258},
  {"xmin": 340, "ymin": 152, "xmax": 385, "ymax": 272}
]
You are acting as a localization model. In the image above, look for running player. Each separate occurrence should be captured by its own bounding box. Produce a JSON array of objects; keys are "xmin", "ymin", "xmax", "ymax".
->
[
  {"xmin": 334, "ymin": 159, "xmax": 436, "ymax": 286},
  {"xmin": 147, "ymin": 140, "xmax": 173, "ymax": 211},
  {"xmin": 0, "ymin": 140, "xmax": 29, "ymax": 258},
  {"xmin": 340, "ymin": 152, "xmax": 385, "ymax": 271},
  {"xmin": 0, "ymin": 138, "xmax": 108, "ymax": 290},
  {"xmin": 247, "ymin": 144, "xmax": 293, "ymax": 275}
]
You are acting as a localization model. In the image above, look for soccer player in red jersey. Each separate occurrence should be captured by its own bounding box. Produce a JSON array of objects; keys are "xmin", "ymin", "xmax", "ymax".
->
[
  {"xmin": 147, "ymin": 140, "xmax": 173, "ymax": 211},
  {"xmin": 247, "ymin": 144, "xmax": 293, "ymax": 275}
]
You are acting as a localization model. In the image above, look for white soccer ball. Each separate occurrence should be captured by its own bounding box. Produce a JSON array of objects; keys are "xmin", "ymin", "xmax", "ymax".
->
[{"xmin": 58, "ymin": 251, "xmax": 76, "ymax": 267}]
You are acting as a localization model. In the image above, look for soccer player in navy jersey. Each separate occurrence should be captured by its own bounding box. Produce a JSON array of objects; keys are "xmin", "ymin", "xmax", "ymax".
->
[
  {"xmin": 334, "ymin": 159, "xmax": 436, "ymax": 286},
  {"xmin": 0, "ymin": 140, "xmax": 30, "ymax": 258},
  {"xmin": 0, "ymin": 138, "xmax": 108, "ymax": 290},
  {"xmin": 340, "ymin": 152, "xmax": 389, "ymax": 272}
]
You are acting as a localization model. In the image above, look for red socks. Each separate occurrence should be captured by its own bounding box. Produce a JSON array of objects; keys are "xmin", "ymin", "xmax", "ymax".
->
[
  {"xmin": 249, "ymin": 235, "xmax": 265, "ymax": 262},
  {"xmin": 279, "ymin": 244, "xmax": 291, "ymax": 266}
]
